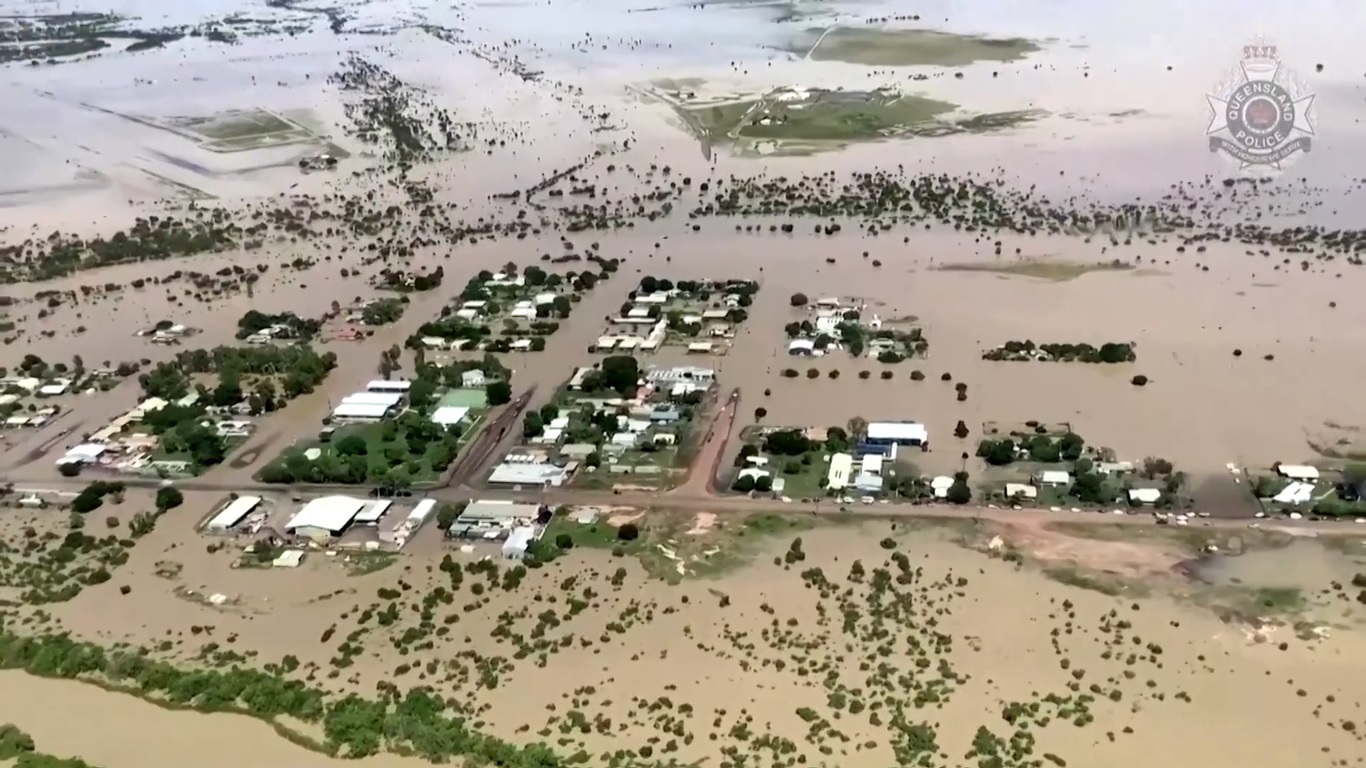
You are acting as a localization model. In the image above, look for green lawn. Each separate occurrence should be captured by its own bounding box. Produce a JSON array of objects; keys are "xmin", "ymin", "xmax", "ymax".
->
[
  {"xmin": 543, "ymin": 515, "xmax": 642, "ymax": 552},
  {"xmin": 260, "ymin": 412, "xmax": 483, "ymax": 485},
  {"xmin": 764, "ymin": 452, "xmax": 829, "ymax": 498}
]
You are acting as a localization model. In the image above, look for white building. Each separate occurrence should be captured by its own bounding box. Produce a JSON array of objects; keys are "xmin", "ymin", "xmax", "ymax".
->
[
  {"xmin": 285, "ymin": 495, "xmax": 366, "ymax": 541},
  {"xmin": 332, "ymin": 391, "xmax": 403, "ymax": 421},
  {"xmin": 204, "ymin": 495, "xmax": 262, "ymax": 533},
  {"xmin": 1128, "ymin": 488, "xmax": 1162, "ymax": 505},
  {"xmin": 865, "ymin": 421, "xmax": 929, "ymax": 448},
  {"xmin": 1005, "ymin": 482, "xmax": 1038, "ymax": 500},
  {"xmin": 827, "ymin": 453, "xmax": 854, "ymax": 490},
  {"xmin": 461, "ymin": 369, "xmax": 487, "ymax": 388},
  {"xmin": 1275, "ymin": 464, "xmax": 1320, "ymax": 482},
  {"xmin": 1036, "ymin": 470, "xmax": 1072, "ymax": 487},
  {"xmin": 367, "ymin": 380, "xmax": 412, "ymax": 393},
  {"xmin": 930, "ymin": 475, "xmax": 955, "ymax": 499},
  {"xmin": 487, "ymin": 462, "xmax": 569, "ymax": 488},
  {"xmin": 502, "ymin": 526, "xmax": 539, "ymax": 560},
  {"xmin": 431, "ymin": 406, "xmax": 470, "ymax": 427}
]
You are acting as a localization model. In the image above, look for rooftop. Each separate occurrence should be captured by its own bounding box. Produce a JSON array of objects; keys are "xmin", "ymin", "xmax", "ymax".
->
[
  {"xmin": 460, "ymin": 500, "xmax": 542, "ymax": 522},
  {"xmin": 488, "ymin": 462, "xmax": 569, "ymax": 486},
  {"xmin": 866, "ymin": 421, "xmax": 928, "ymax": 443},
  {"xmin": 286, "ymin": 495, "xmax": 366, "ymax": 533}
]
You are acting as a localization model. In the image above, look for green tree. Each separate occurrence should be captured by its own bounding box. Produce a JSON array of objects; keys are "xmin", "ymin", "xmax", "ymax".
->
[
  {"xmin": 599, "ymin": 356, "xmax": 640, "ymax": 396},
  {"xmin": 485, "ymin": 380, "xmax": 512, "ymax": 406},
  {"xmin": 947, "ymin": 474, "xmax": 972, "ymax": 505},
  {"xmin": 335, "ymin": 434, "xmax": 368, "ymax": 457},
  {"xmin": 436, "ymin": 502, "xmax": 467, "ymax": 530},
  {"xmin": 155, "ymin": 487, "xmax": 183, "ymax": 511}
]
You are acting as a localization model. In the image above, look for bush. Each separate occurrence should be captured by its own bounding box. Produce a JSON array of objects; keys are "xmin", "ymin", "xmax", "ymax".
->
[
  {"xmin": 1130, "ymin": 374, "xmax": 1149, "ymax": 387},
  {"xmin": 155, "ymin": 487, "xmax": 184, "ymax": 511},
  {"xmin": 879, "ymin": 537, "xmax": 896, "ymax": 550},
  {"xmin": 828, "ymin": 369, "xmax": 840, "ymax": 379},
  {"xmin": 790, "ymin": 293, "xmax": 809, "ymax": 307},
  {"xmin": 617, "ymin": 523, "xmax": 640, "ymax": 541},
  {"xmin": 910, "ymin": 370, "xmax": 925, "ymax": 381},
  {"xmin": 954, "ymin": 420, "xmax": 970, "ymax": 439},
  {"xmin": 858, "ymin": 370, "xmax": 871, "ymax": 380},
  {"xmin": 780, "ymin": 368, "xmax": 798, "ymax": 378},
  {"xmin": 105, "ymin": 516, "xmax": 119, "ymax": 529},
  {"xmin": 554, "ymin": 533, "xmax": 573, "ymax": 550},
  {"xmin": 754, "ymin": 407, "xmax": 767, "ymax": 420},
  {"xmin": 486, "ymin": 380, "xmax": 512, "ymax": 406},
  {"xmin": 806, "ymin": 368, "xmax": 820, "ymax": 379},
  {"xmin": 58, "ymin": 462, "xmax": 82, "ymax": 478},
  {"xmin": 946, "ymin": 481, "xmax": 972, "ymax": 505},
  {"xmin": 118, "ymin": 585, "xmax": 131, "ymax": 595}
]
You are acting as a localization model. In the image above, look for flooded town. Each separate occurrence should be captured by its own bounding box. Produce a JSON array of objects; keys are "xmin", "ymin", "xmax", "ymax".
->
[{"xmin": 1, "ymin": 1, "xmax": 1365, "ymax": 767}]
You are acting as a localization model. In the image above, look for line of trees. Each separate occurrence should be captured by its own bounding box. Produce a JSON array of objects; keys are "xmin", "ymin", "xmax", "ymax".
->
[
  {"xmin": 983, "ymin": 341, "xmax": 1136, "ymax": 363},
  {"xmin": 0, "ymin": 629, "xmax": 583, "ymax": 766}
]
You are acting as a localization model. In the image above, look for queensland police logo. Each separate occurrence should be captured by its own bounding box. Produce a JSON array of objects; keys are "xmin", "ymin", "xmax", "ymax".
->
[{"xmin": 1207, "ymin": 39, "xmax": 1316, "ymax": 171}]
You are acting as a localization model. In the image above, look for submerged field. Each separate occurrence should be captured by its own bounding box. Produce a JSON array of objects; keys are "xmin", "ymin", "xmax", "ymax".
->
[
  {"xmin": 658, "ymin": 85, "xmax": 1045, "ymax": 155},
  {"xmin": 789, "ymin": 27, "xmax": 1044, "ymax": 67},
  {"xmin": 1, "ymin": 497, "xmax": 1364, "ymax": 768}
]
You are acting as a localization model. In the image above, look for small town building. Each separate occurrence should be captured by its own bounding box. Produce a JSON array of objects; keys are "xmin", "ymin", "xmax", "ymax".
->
[
  {"xmin": 503, "ymin": 526, "xmax": 539, "ymax": 560},
  {"xmin": 1005, "ymin": 482, "xmax": 1038, "ymax": 500},
  {"xmin": 1035, "ymin": 470, "xmax": 1072, "ymax": 487},
  {"xmin": 367, "ymin": 380, "xmax": 412, "ymax": 393},
  {"xmin": 930, "ymin": 475, "xmax": 955, "ymax": 499},
  {"xmin": 57, "ymin": 443, "xmax": 106, "ymax": 467},
  {"xmin": 461, "ymin": 369, "xmax": 487, "ymax": 388},
  {"xmin": 827, "ymin": 453, "xmax": 854, "ymax": 490},
  {"xmin": 560, "ymin": 443, "xmax": 597, "ymax": 460},
  {"xmin": 204, "ymin": 495, "xmax": 262, "ymax": 533},
  {"xmin": 1275, "ymin": 463, "xmax": 1320, "ymax": 482},
  {"xmin": 353, "ymin": 500, "xmax": 391, "ymax": 526},
  {"xmin": 646, "ymin": 365, "xmax": 716, "ymax": 386},
  {"xmin": 788, "ymin": 339, "xmax": 816, "ymax": 356},
  {"xmin": 285, "ymin": 495, "xmax": 366, "ymax": 541},
  {"xmin": 864, "ymin": 421, "xmax": 929, "ymax": 449},
  {"xmin": 431, "ymin": 406, "xmax": 470, "ymax": 427},
  {"xmin": 487, "ymin": 462, "xmax": 570, "ymax": 488},
  {"xmin": 332, "ymin": 391, "xmax": 403, "ymax": 421},
  {"xmin": 1127, "ymin": 488, "xmax": 1162, "ymax": 506}
]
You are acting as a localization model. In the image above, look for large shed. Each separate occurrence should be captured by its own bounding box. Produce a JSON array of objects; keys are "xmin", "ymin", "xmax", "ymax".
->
[
  {"xmin": 864, "ymin": 421, "xmax": 929, "ymax": 447},
  {"xmin": 205, "ymin": 495, "xmax": 262, "ymax": 533},
  {"xmin": 286, "ymin": 495, "xmax": 366, "ymax": 540}
]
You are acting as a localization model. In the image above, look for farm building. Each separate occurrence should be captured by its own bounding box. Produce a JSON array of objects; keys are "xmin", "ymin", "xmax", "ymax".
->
[
  {"xmin": 863, "ymin": 421, "xmax": 929, "ymax": 449},
  {"xmin": 285, "ymin": 496, "xmax": 366, "ymax": 542},
  {"xmin": 204, "ymin": 495, "xmax": 262, "ymax": 533}
]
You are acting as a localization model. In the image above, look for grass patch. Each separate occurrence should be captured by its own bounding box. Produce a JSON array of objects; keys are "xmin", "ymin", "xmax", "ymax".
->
[
  {"xmin": 348, "ymin": 553, "xmax": 397, "ymax": 577},
  {"xmin": 793, "ymin": 27, "xmax": 1042, "ymax": 67},
  {"xmin": 544, "ymin": 515, "xmax": 642, "ymax": 552},
  {"xmin": 937, "ymin": 259, "xmax": 1135, "ymax": 282},
  {"xmin": 1042, "ymin": 566, "xmax": 1140, "ymax": 597}
]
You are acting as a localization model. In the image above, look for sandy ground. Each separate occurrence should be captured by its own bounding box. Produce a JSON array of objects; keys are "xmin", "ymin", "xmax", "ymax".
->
[{"xmin": 5, "ymin": 0, "xmax": 1366, "ymax": 765}]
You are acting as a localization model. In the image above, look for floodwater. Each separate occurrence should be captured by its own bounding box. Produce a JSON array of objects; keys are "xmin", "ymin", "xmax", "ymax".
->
[
  {"xmin": 4, "ymin": 3, "xmax": 1366, "ymax": 761},
  {"xmin": 6, "ymin": 519, "xmax": 1366, "ymax": 768}
]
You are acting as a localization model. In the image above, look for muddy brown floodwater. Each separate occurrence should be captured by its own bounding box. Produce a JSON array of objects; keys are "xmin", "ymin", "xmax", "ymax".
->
[{"xmin": 3, "ymin": 0, "xmax": 1366, "ymax": 767}]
